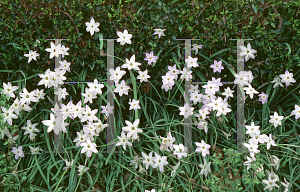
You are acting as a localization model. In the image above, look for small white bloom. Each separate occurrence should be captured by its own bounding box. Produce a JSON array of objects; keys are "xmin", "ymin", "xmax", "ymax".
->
[
  {"xmin": 45, "ymin": 42, "xmax": 64, "ymax": 59},
  {"xmin": 152, "ymin": 152, "xmax": 168, "ymax": 173},
  {"xmin": 198, "ymin": 158, "xmax": 211, "ymax": 177},
  {"xmin": 172, "ymin": 143, "xmax": 188, "ymax": 159},
  {"xmin": 85, "ymin": 17, "xmax": 100, "ymax": 36},
  {"xmin": 269, "ymin": 111, "xmax": 284, "ymax": 128},
  {"xmin": 137, "ymin": 70, "xmax": 151, "ymax": 83},
  {"xmin": 239, "ymin": 43, "xmax": 257, "ymax": 62},
  {"xmin": 80, "ymin": 137, "xmax": 98, "ymax": 158},
  {"xmin": 122, "ymin": 119, "xmax": 143, "ymax": 141},
  {"xmin": 24, "ymin": 50, "xmax": 39, "ymax": 63},
  {"xmin": 117, "ymin": 30, "xmax": 132, "ymax": 45},
  {"xmin": 243, "ymin": 84, "xmax": 259, "ymax": 99},
  {"xmin": 179, "ymin": 103, "xmax": 194, "ymax": 119},
  {"xmin": 11, "ymin": 146, "xmax": 24, "ymax": 160},
  {"xmin": 152, "ymin": 28, "xmax": 166, "ymax": 38},
  {"xmin": 195, "ymin": 140, "xmax": 211, "ymax": 157},
  {"xmin": 129, "ymin": 99, "xmax": 141, "ymax": 111},
  {"xmin": 78, "ymin": 165, "xmax": 89, "ymax": 176}
]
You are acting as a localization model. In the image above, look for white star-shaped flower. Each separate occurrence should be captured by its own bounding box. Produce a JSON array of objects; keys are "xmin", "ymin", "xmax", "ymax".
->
[
  {"xmin": 100, "ymin": 102, "xmax": 114, "ymax": 116},
  {"xmin": 58, "ymin": 60, "xmax": 71, "ymax": 72},
  {"xmin": 137, "ymin": 70, "xmax": 151, "ymax": 83},
  {"xmin": 152, "ymin": 28, "xmax": 166, "ymax": 38},
  {"xmin": 117, "ymin": 30, "xmax": 132, "ymax": 45},
  {"xmin": 179, "ymin": 67, "xmax": 193, "ymax": 81},
  {"xmin": 152, "ymin": 152, "xmax": 168, "ymax": 173},
  {"xmin": 116, "ymin": 131, "xmax": 132, "ymax": 151},
  {"xmin": 87, "ymin": 79, "xmax": 105, "ymax": 95},
  {"xmin": 243, "ymin": 84, "xmax": 259, "ymax": 99},
  {"xmin": 195, "ymin": 140, "xmax": 211, "ymax": 157},
  {"xmin": 243, "ymin": 141, "xmax": 260, "ymax": 159},
  {"xmin": 192, "ymin": 44, "xmax": 204, "ymax": 55},
  {"xmin": 269, "ymin": 111, "xmax": 284, "ymax": 128},
  {"xmin": 81, "ymin": 105, "xmax": 98, "ymax": 123},
  {"xmin": 80, "ymin": 137, "xmax": 98, "ymax": 157},
  {"xmin": 81, "ymin": 87, "xmax": 97, "ymax": 104},
  {"xmin": 271, "ymin": 75, "xmax": 284, "ymax": 88},
  {"xmin": 1, "ymin": 106, "xmax": 18, "ymax": 126},
  {"xmin": 60, "ymin": 45, "xmax": 70, "ymax": 57},
  {"xmin": 141, "ymin": 151, "xmax": 155, "ymax": 170},
  {"xmin": 179, "ymin": 103, "xmax": 194, "ymax": 119},
  {"xmin": 279, "ymin": 70, "xmax": 296, "ymax": 88},
  {"xmin": 172, "ymin": 143, "xmax": 188, "ymax": 159},
  {"xmin": 128, "ymin": 99, "xmax": 141, "ymax": 111},
  {"xmin": 114, "ymin": 80, "xmax": 131, "ymax": 96},
  {"xmin": 239, "ymin": 43, "xmax": 257, "ymax": 62},
  {"xmin": 121, "ymin": 54, "xmax": 141, "ymax": 71},
  {"xmin": 1, "ymin": 82, "xmax": 19, "ymax": 99},
  {"xmin": 122, "ymin": 119, "xmax": 143, "ymax": 141},
  {"xmin": 210, "ymin": 60, "xmax": 224, "ymax": 73},
  {"xmin": 291, "ymin": 104, "xmax": 300, "ymax": 120},
  {"xmin": 198, "ymin": 158, "xmax": 212, "ymax": 177},
  {"xmin": 45, "ymin": 42, "xmax": 64, "ymax": 59},
  {"xmin": 109, "ymin": 66, "xmax": 126, "ymax": 84},
  {"xmin": 24, "ymin": 50, "xmax": 39, "ymax": 63},
  {"xmin": 11, "ymin": 146, "xmax": 24, "ymax": 160},
  {"xmin": 265, "ymin": 133, "xmax": 277, "ymax": 150},
  {"xmin": 85, "ymin": 17, "xmax": 100, "ymax": 36},
  {"xmin": 185, "ymin": 56, "xmax": 199, "ymax": 68}
]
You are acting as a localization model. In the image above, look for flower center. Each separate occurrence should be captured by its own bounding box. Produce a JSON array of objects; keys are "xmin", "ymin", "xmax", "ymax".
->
[
  {"xmin": 158, "ymin": 160, "xmax": 161, "ymax": 163},
  {"xmin": 287, "ymin": 77, "xmax": 289, "ymax": 79},
  {"xmin": 131, "ymin": 127, "xmax": 135, "ymax": 130},
  {"xmin": 202, "ymin": 146, "xmax": 205, "ymax": 149},
  {"xmin": 7, "ymin": 89, "xmax": 10, "ymax": 91},
  {"xmin": 45, "ymin": 77, "xmax": 48, "ymax": 80},
  {"xmin": 29, "ymin": 127, "xmax": 32, "ymax": 130},
  {"xmin": 123, "ymin": 139, "xmax": 125, "ymax": 142},
  {"xmin": 26, "ymin": 95, "xmax": 29, "ymax": 98},
  {"xmin": 6, "ymin": 113, "xmax": 9, "ymax": 116},
  {"xmin": 87, "ymin": 145, "xmax": 90, "ymax": 148},
  {"xmin": 116, "ymin": 73, "xmax": 118, "ymax": 76},
  {"xmin": 179, "ymin": 148, "xmax": 182, "ymax": 152},
  {"xmin": 88, "ymin": 95, "xmax": 90, "ymax": 97},
  {"xmin": 88, "ymin": 113, "xmax": 90, "ymax": 116},
  {"xmin": 130, "ymin": 63, "xmax": 133, "ymax": 66},
  {"xmin": 54, "ymin": 49, "xmax": 56, "ymax": 52},
  {"xmin": 247, "ymin": 50, "xmax": 249, "ymax": 53},
  {"xmin": 121, "ymin": 87, "xmax": 123, "ymax": 89},
  {"xmin": 216, "ymin": 65, "xmax": 218, "ymax": 67}
]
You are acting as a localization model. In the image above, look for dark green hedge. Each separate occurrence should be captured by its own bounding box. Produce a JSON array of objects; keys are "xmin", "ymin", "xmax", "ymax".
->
[{"xmin": 0, "ymin": 0, "xmax": 300, "ymax": 88}]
